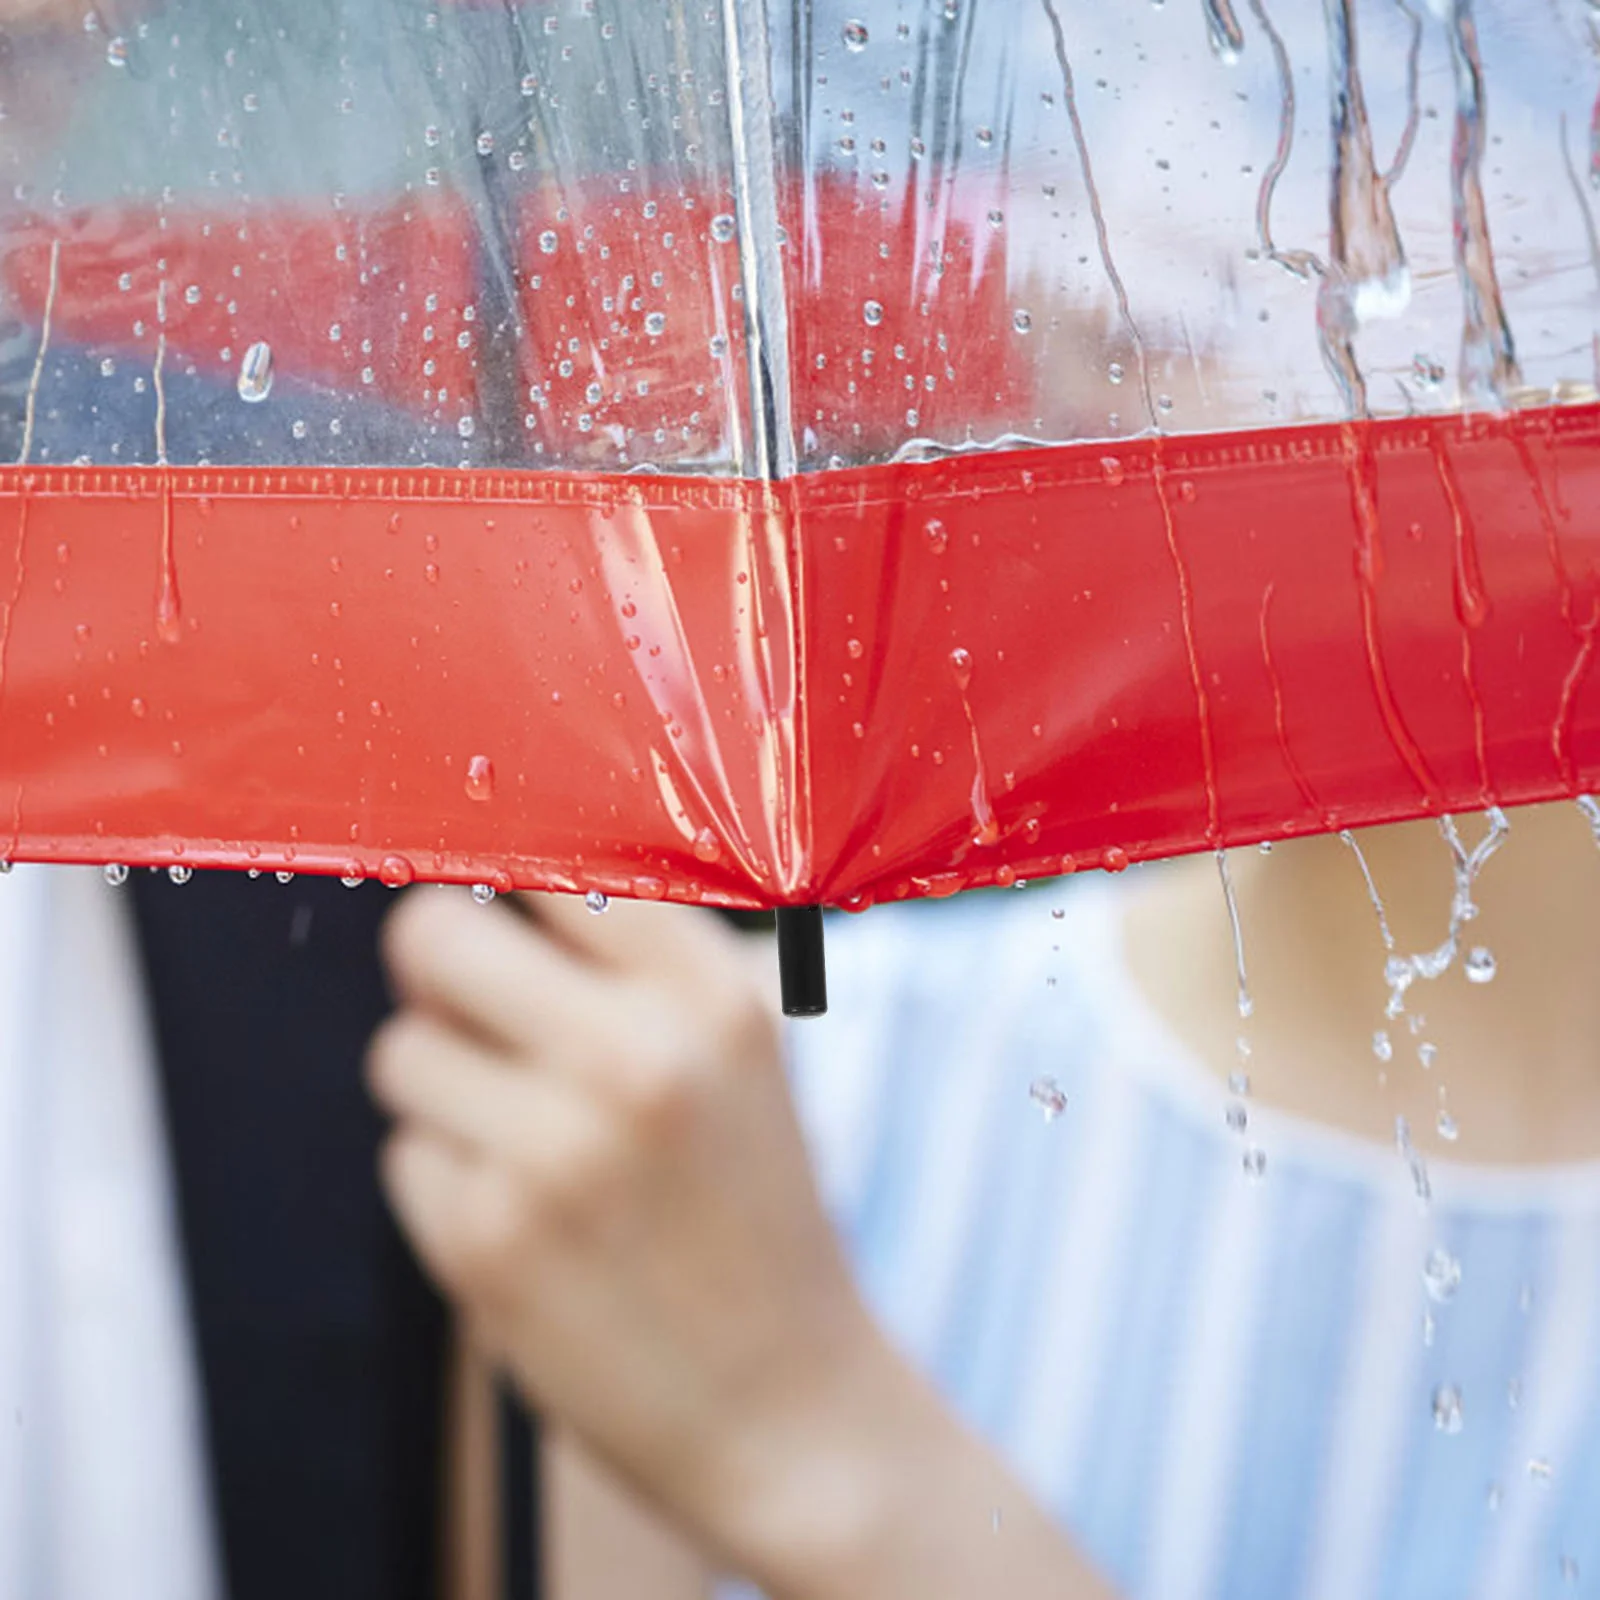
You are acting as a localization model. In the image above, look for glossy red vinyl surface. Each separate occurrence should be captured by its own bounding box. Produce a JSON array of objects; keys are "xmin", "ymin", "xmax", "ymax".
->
[{"xmin": 2, "ymin": 403, "xmax": 1598, "ymax": 906}]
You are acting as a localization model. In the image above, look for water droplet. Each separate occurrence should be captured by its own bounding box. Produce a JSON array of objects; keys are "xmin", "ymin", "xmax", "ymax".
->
[
  {"xmin": 378, "ymin": 855, "xmax": 414, "ymax": 889},
  {"xmin": 1432, "ymin": 1383, "xmax": 1464, "ymax": 1434},
  {"xmin": 340, "ymin": 871, "xmax": 364, "ymax": 889},
  {"xmin": 1413, "ymin": 353, "xmax": 1446, "ymax": 389},
  {"xmin": 1373, "ymin": 1029, "xmax": 1393, "ymax": 1062},
  {"xmin": 457, "ymin": 416, "xmax": 475, "ymax": 440},
  {"xmin": 538, "ymin": 229, "xmax": 559, "ymax": 255},
  {"xmin": 183, "ymin": 284, "xmax": 202, "ymax": 307},
  {"xmin": 863, "ymin": 299, "xmax": 884, "ymax": 327},
  {"xmin": 103, "ymin": 863, "xmax": 129, "ymax": 887},
  {"xmin": 692, "ymin": 828, "xmax": 722, "ymax": 864},
  {"xmin": 1423, "ymin": 1246, "xmax": 1461, "ymax": 1303},
  {"xmin": 842, "ymin": 18, "xmax": 869, "ymax": 50},
  {"xmin": 949, "ymin": 646, "xmax": 973, "ymax": 692},
  {"xmin": 237, "ymin": 341, "xmax": 274, "ymax": 403},
  {"xmin": 1029, "ymin": 1077, "xmax": 1067, "ymax": 1121},
  {"xmin": 975, "ymin": 125, "xmax": 994, "ymax": 147},
  {"xmin": 167, "ymin": 864, "xmax": 192, "ymax": 885},
  {"xmin": 644, "ymin": 311, "xmax": 666, "ymax": 337},
  {"xmin": 1419, "ymin": 1041, "xmax": 1438, "ymax": 1070},
  {"xmin": 1437, "ymin": 1109, "xmax": 1459, "ymax": 1142},
  {"xmin": 924, "ymin": 517, "xmax": 948, "ymax": 554},
  {"xmin": 465, "ymin": 755, "xmax": 495, "ymax": 802},
  {"xmin": 476, "ymin": 130, "xmax": 495, "ymax": 156},
  {"xmin": 710, "ymin": 213, "xmax": 736, "ymax": 244},
  {"xmin": 1241, "ymin": 1146, "xmax": 1267, "ymax": 1181},
  {"xmin": 106, "ymin": 36, "xmax": 129, "ymax": 66},
  {"xmin": 1465, "ymin": 946, "xmax": 1497, "ymax": 984},
  {"xmin": 1108, "ymin": 361, "xmax": 1124, "ymax": 384},
  {"xmin": 471, "ymin": 883, "xmax": 497, "ymax": 905},
  {"xmin": 1012, "ymin": 307, "xmax": 1033, "ymax": 334},
  {"xmin": 632, "ymin": 875, "xmax": 668, "ymax": 901},
  {"xmin": 584, "ymin": 889, "xmax": 609, "ymax": 915},
  {"xmin": 1100, "ymin": 456, "xmax": 1126, "ymax": 487},
  {"xmin": 1225, "ymin": 1102, "xmax": 1248, "ymax": 1134}
]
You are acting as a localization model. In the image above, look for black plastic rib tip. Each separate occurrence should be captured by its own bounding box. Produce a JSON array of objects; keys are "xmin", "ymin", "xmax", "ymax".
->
[{"xmin": 776, "ymin": 905, "xmax": 828, "ymax": 1018}]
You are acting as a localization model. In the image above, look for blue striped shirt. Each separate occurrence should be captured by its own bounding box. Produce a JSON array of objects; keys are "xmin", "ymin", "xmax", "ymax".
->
[{"xmin": 741, "ymin": 884, "xmax": 1600, "ymax": 1598}]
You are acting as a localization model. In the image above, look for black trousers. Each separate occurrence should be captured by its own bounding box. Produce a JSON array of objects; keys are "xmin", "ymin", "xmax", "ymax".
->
[{"xmin": 130, "ymin": 871, "xmax": 500, "ymax": 1600}]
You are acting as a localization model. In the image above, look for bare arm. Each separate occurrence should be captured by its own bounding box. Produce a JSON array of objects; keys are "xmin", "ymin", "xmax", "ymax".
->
[
  {"xmin": 371, "ymin": 893, "xmax": 1116, "ymax": 1600},
  {"xmin": 547, "ymin": 1427, "xmax": 711, "ymax": 1600}
]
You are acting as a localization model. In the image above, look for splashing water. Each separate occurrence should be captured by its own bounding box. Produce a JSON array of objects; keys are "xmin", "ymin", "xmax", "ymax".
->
[
  {"xmin": 1423, "ymin": 1246, "xmax": 1461, "ymax": 1303},
  {"xmin": 1383, "ymin": 808, "xmax": 1508, "ymax": 1020}
]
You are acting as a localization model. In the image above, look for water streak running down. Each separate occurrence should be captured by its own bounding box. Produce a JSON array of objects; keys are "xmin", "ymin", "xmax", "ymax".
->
[
  {"xmin": 1203, "ymin": 0, "xmax": 1245, "ymax": 63},
  {"xmin": 1247, "ymin": 0, "xmax": 1322, "ymax": 283},
  {"xmin": 18, "ymin": 240, "xmax": 60, "ymax": 468},
  {"xmin": 1216, "ymin": 849, "xmax": 1253, "ymax": 1020},
  {"xmin": 1442, "ymin": 0, "xmax": 1521, "ymax": 404},
  {"xmin": 1341, "ymin": 829, "xmax": 1396, "ymax": 951},
  {"xmin": 1559, "ymin": 112, "xmax": 1600, "ymax": 296},
  {"xmin": 1384, "ymin": 0, "xmax": 1424, "ymax": 187},
  {"xmin": 1325, "ymin": 0, "xmax": 1410, "ymax": 321},
  {"xmin": 1039, "ymin": 0, "xmax": 1157, "ymax": 432},
  {"xmin": 947, "ymin": 649, "xmax": 1000, "ymax": 846}
]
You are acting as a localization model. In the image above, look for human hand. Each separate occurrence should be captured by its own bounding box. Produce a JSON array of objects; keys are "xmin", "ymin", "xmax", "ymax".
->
[{"xmin": 368, "ymin": 890, "xmax": 891, "ymax": 1584}]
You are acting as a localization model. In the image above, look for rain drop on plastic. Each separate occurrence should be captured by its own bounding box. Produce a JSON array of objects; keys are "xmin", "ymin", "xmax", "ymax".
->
[
  {"xmin": 465, "ymin": 755, "xmax": 495, "ymax": 802},
  {"xmin": 644, "ymin": 311, "xmax": 667, "ymax": 337},
  {"xmin": 1241, "ymin": 1146, "xmax": 1267, "ymax": 1181},
  {"xmin": 1432, "ymin": 1383, "xmax": 1464, "ymax": 1434},
  {"xmin": 237, "ymin": 341, "xmax": 274, "ymax": 404},
  {"xmin": 1012, "ymin": 307, "xmax": 1033, "ymax": 334},
  {"xmin": 538, "ymin": 230, "xmax": 559, "ymax": 255},
  {"xmin": 842, "ymin": 19, "xmax": 869, "ymax": 50},
  {"xmin": 168, "ymin": 864, "xmax": 192, "ymax": 885},
  {"xmin": 1465, "ymin": 946, "xmax": 1497, "ymax": 984},
  {"xmin": 863, "ymin": 299, "xmax": 884, "ymax": 327},
  {"xmin": 1029, "ymin": 1077, "xmax": 1067, "ymax": 1122},
  {"xmin": 106, "ymin": 36, "xmax": 129, "ymax": 66},
  {"xmin": 710, "ymin": 213, "xmax": 737, "ymax": 244},
  {"xmin": 584, "ymin": 889, "xmax": 609, "ymax": 915},
  {"xmin": 471, "ymin": 883, "xmax": 497, "ymax": 905},
  {"xmin": 104, "ymin": 863, "xmax": 129, "ymax": 887}
]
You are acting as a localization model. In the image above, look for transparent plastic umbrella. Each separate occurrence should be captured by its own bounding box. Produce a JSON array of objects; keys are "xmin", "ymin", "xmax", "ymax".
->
[{"xmin": 0, "ymin": 0, "xmax": 1597, "ymax": 1012}]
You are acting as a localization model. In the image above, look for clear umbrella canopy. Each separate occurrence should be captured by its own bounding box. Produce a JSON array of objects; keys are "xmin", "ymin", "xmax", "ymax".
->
[{"xmin": 0, "ymin": 0, "xmax": 1596, "ymax": 913}]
